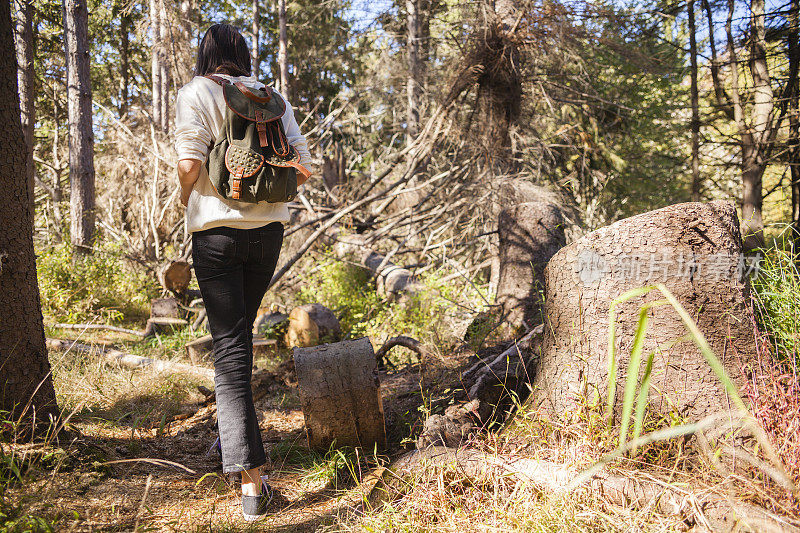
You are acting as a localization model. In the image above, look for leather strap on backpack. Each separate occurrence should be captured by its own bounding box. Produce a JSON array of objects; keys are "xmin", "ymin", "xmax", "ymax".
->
[
  {"xmin": 255, "ymin": 110, "xmax": 269, "ymax": 148},
  {"xmin": 269, "ymin": 122, "xmax": 290, "ymax": 157},
  {"xmin": 204, "ymin": 74, "xmax": 229, "ymax": 86},
  {"xmin": 230, "ymin": 168, "xmax": 244, "ymax": 200}
]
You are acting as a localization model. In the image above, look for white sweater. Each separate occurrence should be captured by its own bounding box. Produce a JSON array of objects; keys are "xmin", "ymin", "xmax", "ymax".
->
[{"xmin": 174, "ymin": 74, "xmax": 311, "ymax": 233}]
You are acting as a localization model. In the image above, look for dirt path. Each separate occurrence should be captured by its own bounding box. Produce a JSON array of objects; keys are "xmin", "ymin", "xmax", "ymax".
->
[{"xmin": 8, "ymin": 348, "xmax": 476, "ymax": 532}]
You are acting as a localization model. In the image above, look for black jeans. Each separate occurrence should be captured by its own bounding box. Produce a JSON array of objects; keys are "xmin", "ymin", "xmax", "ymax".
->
[{"xmin": 191, "ymin": 222, "xmax": 284, "ymax": 473}]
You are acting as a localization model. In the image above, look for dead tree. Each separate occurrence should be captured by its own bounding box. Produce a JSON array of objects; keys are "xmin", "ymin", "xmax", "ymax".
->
[
  {"xmin": 496, "ymin": 202, "xmax": 565, "ymax": 329},
  {"xmin": 0, "ymin": 1, "xmax": 58, "ymax": 422},
  {"xmin": 444, "ymin": 0, "xmax": 521, "ymax": 164},
  {"xmin": 64, "ymin": 0, "xmax": 96, "ymax": 252},
  {"xmin": 535, "ymin": 201, "xmax": 757, "ymax": 422}
]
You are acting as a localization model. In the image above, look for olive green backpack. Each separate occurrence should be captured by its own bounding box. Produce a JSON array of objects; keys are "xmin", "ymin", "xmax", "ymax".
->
[{"xmin": 204, "ymin": 75, "xmax": 310, "ymax": 203}]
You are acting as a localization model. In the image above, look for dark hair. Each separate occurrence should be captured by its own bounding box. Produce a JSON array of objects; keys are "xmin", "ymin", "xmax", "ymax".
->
[{"xmin": 194, "ymin": 24, "xmax": 251, "ymax": 77}]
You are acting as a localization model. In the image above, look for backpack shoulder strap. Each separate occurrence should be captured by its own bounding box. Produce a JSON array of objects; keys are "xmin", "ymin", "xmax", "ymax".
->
[{"xmin": 204, "ymin": 74, "xmax": 230, "ymax": 86}]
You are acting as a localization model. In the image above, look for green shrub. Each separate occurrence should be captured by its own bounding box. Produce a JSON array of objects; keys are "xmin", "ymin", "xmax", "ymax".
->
[
  {"xmin": 36, "ymin": 242, "xmax": 159, "ymax": 325},
  {"xmin": 297, "ymin": 255, "xmax": 489, "ymax": 355},
  {"xmin": 751, "ymin": 237, "xmax": 800, "ymax": 365}
]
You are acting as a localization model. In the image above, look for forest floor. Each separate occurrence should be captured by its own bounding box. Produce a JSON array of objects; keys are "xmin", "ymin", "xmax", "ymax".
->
[{"xmin": 3, "ymin": 329, "xmax": 477, "ymax": 532}]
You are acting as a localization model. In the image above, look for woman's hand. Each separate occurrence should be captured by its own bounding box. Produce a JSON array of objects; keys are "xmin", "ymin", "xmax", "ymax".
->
[{"xmin": 177, "ymin": 158, "xmax": 202, "ymax": 207}]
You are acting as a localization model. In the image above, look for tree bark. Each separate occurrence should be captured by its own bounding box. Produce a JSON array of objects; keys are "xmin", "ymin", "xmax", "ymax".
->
[
  {"xmin": 64, "ymin": 0, "xmax": 96, "ymax": 252},
  {"xmin": 13, "ymin": 0, "xmax": 35, "ymax": 196},
  {"xmin": 704, "ymin": 0, "xmax": 774, "ymax": 251},
  {"xmin": 535, "ymin": 201, "xmax": 757, "ymax": 423},
  {"xmin": 406, "ymin": 0, "xmax": 421, "ymax": 138},
  {"xmin": 150, "ymin": 0, "xmax": 163, "ymax": 131},
  {"xmin": 0, "ymin": 0, "xmax": 59, "ymax": 422},
  {"xmin": 278, "ymin": 0, "xmax": 290, "ymax": 99},
  {"xmin": 688, "ymin": 0, "xmax": 701, "ymax": 201},
  {"xmin": 251, "ymin": 0, "xmax": 260, "ymax": 76}
]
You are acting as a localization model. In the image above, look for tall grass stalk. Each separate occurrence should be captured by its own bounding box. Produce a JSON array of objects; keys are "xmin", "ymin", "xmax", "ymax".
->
[{"xmin": 606, "ymin": 283, "xmax": 747, "ymax": 454}]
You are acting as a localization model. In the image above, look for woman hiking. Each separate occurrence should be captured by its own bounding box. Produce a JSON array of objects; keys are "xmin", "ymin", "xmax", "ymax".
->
[{"xmin": 174, "ymin": 23, "xmax": 311, "ymax": 521}]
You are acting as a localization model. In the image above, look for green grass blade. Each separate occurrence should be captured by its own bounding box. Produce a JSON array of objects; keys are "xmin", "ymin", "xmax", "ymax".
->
[
  {"xmin": 618, "ymin": 305, "xmax": 649, "ymax": 447},
  {"xmin": 632, "ymin": 350, "xmax": 655, "ymax": 453},
  {"xmin": 606, "ymin": 286, "xmax": 657, "ymax": 423}
]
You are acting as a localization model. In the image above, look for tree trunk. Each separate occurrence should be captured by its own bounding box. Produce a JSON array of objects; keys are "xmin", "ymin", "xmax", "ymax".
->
[
  {"xmin": 278, "ymin": 0, "xmax": 289, "ymax": 98},
  {"xmin": 294, "ymin": 337, "xmax": 387, "ymax": 450},
  {"xmin": 741, "ymin": 0, "xmax": 771, "ymax": 251},
  {"xmin": 119, "ymin": 12, "xmax": 130, "ymax": 117},
  {"xmin": 0, "ymin": 0, "xmax": 59, "ymax": 422},
  {"xmin": 705, "ymin": 0, "xmax": 774, "ymax": 252},
  {"xmin": 13, "ymin": 0, "xmax": 35, "ymax": 196},
  {"xmin": 688, "ymin": 0, "xmax": 701, "ymax": 201},
  {"xmin": 496, "ymin": 202, "xmax": 566, "ymax": 329},
  {"xmin": 535, "ymin": 201, "xmax": 757, "ymax": 423},
  {"xmin": 158, "ymin": 0, "xmax": 170, "ymax": 133},
  {"xmin": 150, "ymin": 0, "xmax": 162, "ymax": 130},
  {"xmin": 406, "ymin": 0, "xmax": 421, "ymax": 139},
  {"xmin": 64, "ymin": 0, "xmax": 96, "ymax": 252},
  {"xmin": 251, "ymin": 0, "xmax": 260, "ymax": 76},
  {"xmin": 789, "ymin": 0, "xmax": 800, "ymax": 254}
]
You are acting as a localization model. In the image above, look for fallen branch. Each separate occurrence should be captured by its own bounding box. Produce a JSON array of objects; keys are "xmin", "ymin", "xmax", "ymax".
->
[
  {"xmin": 48, "ymin": 323, "xmax": 146, "ymax": 338},
  {"xmin": 375, "ymin": 336, "xmax": 429, "ymax": 367},
  {"xmin": 45, "ymin": 338, "xmax": 214, "ymax": 380}
]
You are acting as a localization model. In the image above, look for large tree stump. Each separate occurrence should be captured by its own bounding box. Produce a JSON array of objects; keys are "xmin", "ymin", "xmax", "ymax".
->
[
  {"xmin": 534, "ymin": 201, "xmax": 757, "ymax": 422},
  {"xmin": 284, "ymin": 304, "xmax": 341, "ymax": 348},
  {"xmin": 294, "ymin": 337, "xmax": 386, "ymax": 450},
  {"xmin": 496, "ymin": 202, "xmax": 566, "ymax": 328}
]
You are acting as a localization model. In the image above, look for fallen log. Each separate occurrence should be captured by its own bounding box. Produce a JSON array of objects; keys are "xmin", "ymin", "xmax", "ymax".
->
[
  {"xmin": 144, "ymin": 317, "xmax": 188, "ymax": 337},
  {"xmin": 333, "ymin": 235, "xmax": 419, "ymax": 298},
  {"xmin": 294, "ymin": 337, "xmax": 386, "ymax": 451},
  {"xmin": 386, "ymin": 446, "xmax": 797, "ymax": 533},
  {"xmin": 48, "ymin": 323, "xmax": 146, "ymax": 338},
  {"xmin": 45, "ymin": 338, "xmax": 214, "ymax": 380}
]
